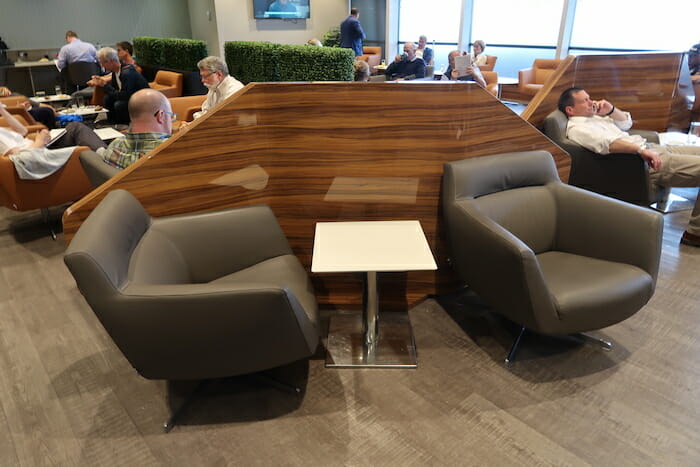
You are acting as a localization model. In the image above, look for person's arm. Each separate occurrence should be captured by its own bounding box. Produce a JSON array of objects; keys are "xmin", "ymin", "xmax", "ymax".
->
[
  {"xmin": 56, "ymin": 47, "xmax": 68, "ymax": 71},
  {"xmin": 470, "ymin": 66, "xmax": 486, "ymax": 88},
  {"xmin": 411, "ymin": 60, "xmax": 426, "ymax": 79},
  {"xmin": 0, "ymin": 103, "xmax": 28, "ymax": 137},
  {"xmin": 608, "ymin": 138, "xmax": 662, "ymax": 170},
  {"xmin": 355, "ymin": 21, "xmax": 366, "ymax": 40},
  {"xmin": 593, "ymin": 99, "xmax": 632, "ymax": 129}
]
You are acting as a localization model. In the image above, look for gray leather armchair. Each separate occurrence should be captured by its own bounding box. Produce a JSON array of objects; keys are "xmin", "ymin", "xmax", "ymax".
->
[
  {"xmin": 65, "ymin": 190, "xmax": 319, "ymax": 427},
  {"xmin": 443, "ymin": 151, "xmax": 663, "ymax": 363},
  {"xmin": 543, "ymin": 109, "xmax": 662, "ymax": 206},
  {"xmin": 79, "ymin": 150, "xmax": 121, "ymax": 188}
]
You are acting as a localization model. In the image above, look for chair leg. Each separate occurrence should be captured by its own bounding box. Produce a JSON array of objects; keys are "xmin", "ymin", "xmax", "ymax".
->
[
  {"xmin": 163, "ymin": 379, "xmax": 210, "ymax": 433},
  {"xmin": 40, "ymin": 208, "xmax": 56, "ymax": 240},
  {"xmin": 255, "ymin": 372, "xmax": 302, "ymax": 394},
  {"xmin": 504, "ymin": 327, "xmax": 526, "ymax": 365},
  {"xmin": 576, "ymin": 332, "xmax": 613, "ymax": 351}
]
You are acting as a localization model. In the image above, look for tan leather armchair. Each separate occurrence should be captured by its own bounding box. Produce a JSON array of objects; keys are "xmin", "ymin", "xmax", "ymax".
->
[
  {"xmin": 518, "ymin": 58, "xmax": 562, "ymax": 97},
  {"xmin": 0, "ymin": 146, "xmax": 93, "ymax": 238},
  {"xmin": 169, "ymin": 95, "xmax": 205, "ymax": 124},
  {"xmin": 149, "ymin": 70, "xmax": 184, "ymax": 98},
  {"xmin": 481, "ymin": 71, "xmax": 499, "ymax": 96},
  {"xmin": 0, "ymin": 95, "xmax": 47, "ymax": 133},
  {"xmin": 358, "ymin": 46, "xmax": 382, "ymax": 73},
  {"xmin": 479, "ymin": 55, "xmax": 497, "ymax": 72}
]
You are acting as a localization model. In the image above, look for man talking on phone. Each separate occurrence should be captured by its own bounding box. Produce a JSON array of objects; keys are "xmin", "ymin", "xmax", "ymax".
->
[
  {"xmin": 559, "ymin": 86, "xmax": 700, "ymax": 247},
  {"xmin": 385, "ymin": 42, "xmax": 426, "ymax": 81}
]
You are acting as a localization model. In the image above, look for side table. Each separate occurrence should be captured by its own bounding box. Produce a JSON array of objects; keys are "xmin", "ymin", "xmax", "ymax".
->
[{"xmin": 312, "ymin": 220, "xmax": 437, "ymax": 368}]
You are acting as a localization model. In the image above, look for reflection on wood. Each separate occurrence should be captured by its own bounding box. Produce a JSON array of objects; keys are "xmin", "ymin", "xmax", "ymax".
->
[
  {"xmin": 524, "ymin": 52, "xmax": 691, "ymax": 132},
  {"xmin": 63, "ymin": 82, "xmax": 570, "ymax": 307},
  {"xmin": 324, "ymin": 177, "xmax": 419, "ymax": 204}
]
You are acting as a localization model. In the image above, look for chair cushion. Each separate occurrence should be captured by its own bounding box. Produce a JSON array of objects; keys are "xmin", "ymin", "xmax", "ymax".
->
[
  {"xmin": 211, "ymin": 254, "xmax": 318, "ymax": 325},
  {"xmin": 537, "ymin": 251, "xmax": 653, "ymax": 329}
]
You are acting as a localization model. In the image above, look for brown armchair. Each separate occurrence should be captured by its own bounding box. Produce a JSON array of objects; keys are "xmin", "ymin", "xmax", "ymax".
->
[
  {"xmin": 479, "ymin": 55, "xmax": 497, "ymax": 72},
  {"xmin": 0, "ymin": 96, "xmax": 47, "ymax": 133},
  {"xmin": 149, "ymin": 70, "xmax": 184, "ymax": 98},
  {"xmin": 518, "ymin": 59, "xmax": 562, "ymax": 97},
  {"xmin": 358, "ymin": 46, "xmax": 382, "ymax": 73},
  {"xmin": 169, "ymin": 94, "xmax": 205, "ymax": 125},
  {"xmin": 481, "ymin": 71, "xmax": 499, "ymax": 96},
  {"xmin": 0, "ymin": 146, "xmax": 93, "ymax": 238}
]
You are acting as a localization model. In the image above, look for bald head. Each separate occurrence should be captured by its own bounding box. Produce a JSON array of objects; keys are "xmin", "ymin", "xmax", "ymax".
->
[{"xmin": 128, "ymin": 89, "xmax": 173, "ymax": 134}]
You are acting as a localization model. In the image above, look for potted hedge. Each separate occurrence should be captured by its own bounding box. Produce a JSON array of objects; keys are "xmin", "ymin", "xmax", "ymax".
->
[
  {"xmin": 133, "ymin": 36, "xmax": 209, "ymax": 96},
  {"xmin": 224, "ymin": 41, "xmax": 354, "ymax": 84}
]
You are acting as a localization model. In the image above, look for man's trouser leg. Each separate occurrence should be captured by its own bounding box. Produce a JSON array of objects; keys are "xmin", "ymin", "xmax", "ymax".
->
[{"xmin": 649, "ymin": 144, "xmax": 700, "ymax": 236}]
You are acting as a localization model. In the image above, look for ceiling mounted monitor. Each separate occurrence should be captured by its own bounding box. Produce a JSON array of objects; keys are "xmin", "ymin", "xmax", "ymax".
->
[{"xmin": 253, "ymin": 0, "xmax": 310, "ymax": 19}]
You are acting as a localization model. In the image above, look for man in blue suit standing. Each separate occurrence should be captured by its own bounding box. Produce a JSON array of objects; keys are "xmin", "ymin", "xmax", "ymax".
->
[{"xmin": 340, "ymin": 8, "xmax": 366, "ymax": 57}]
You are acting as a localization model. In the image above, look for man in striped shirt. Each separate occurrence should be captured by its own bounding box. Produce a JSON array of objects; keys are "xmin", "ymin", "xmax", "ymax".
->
[{"xmin": 102, "ymin": 89, "xmax": 173, "ymax": 169}]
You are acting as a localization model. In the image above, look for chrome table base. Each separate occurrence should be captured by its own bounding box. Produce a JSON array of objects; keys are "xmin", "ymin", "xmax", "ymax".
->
[{"xmin": 325, "ymin": 311, "xmax": 418, "ymax": 368}]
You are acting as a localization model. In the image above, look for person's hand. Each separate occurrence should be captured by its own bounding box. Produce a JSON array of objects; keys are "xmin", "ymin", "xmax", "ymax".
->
[
  {"xmin": 20, "ymin": 101, "xmax": 31, "ymax": 111},
  {"xmin": 594, "ymin": 99, "xmax": 614, "ymax": 116},
  {"xmin": 640, "ymin": 149, "xmax": 663, "ymax": 170},
  {"xmin": 35, "ymin": 129, "xmax": 51, "ymax": 147},
  {"xmin": 394, "ymin": 54, "xmax": 402, "ymax": 63},
  {"xmin": 0, "ymin": 86, "xmax": 11, "ymax": 97}
]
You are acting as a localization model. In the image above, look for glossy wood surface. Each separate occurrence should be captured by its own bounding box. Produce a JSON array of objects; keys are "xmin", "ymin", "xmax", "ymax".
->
[
  {"xmin": 63, "ymin": 82, "xmax": 570, "ymax": 307},
  {"xmin": 524, "ymin": 52, "xmax": 691, "ymax": 132}
]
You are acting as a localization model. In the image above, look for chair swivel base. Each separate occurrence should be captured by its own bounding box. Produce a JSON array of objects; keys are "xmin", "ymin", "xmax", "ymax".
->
[
  {"xmin": 505, "ymin": 327, "xmax": 612, "ymax": 365},
  {"xmin": 325, "ymin": 311, "xmax": 417, "ymax": 368}
]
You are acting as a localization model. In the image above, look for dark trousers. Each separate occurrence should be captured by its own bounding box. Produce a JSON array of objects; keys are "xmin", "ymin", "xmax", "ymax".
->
[
  {"xmin": 29, "ymin": 106, "xmax": 56, "ymax": 129},
  {"xmin": 104, "ymin": 95, "xmax": 130, "ymax": 124},
  {"xmin": 53, "ymin": 122, "xmax": 107, "ymax": 151}
]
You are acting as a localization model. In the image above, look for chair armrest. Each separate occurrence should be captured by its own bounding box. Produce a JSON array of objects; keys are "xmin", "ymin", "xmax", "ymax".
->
[
  {"xmin": 79, "ymin": 150, "xmax": 121, "ymax": 188},
  {"xmin": 444, "ymin": 200, "xmax": 557, "ymax": 330},
  {"xmin": 519, "ymin": 68, "xmax": 534, "ymax": 86},
  {"xmin": 151, "ymin": 204, "xmax": 294, "ymax": 281},
  {"xmin": 184, "ymin": 106, "xmax": 200, "ymax": 122},
  {"xmin": 107, "ymin": 283, "xmax": 317, "ymax": 379},
  {"xmin": 629, "ymin": 129, "xmax": 659, "ymax": 144},
  {"xmin": 553, "ymin": 183, "xmax": 663, "ymax": 282}
]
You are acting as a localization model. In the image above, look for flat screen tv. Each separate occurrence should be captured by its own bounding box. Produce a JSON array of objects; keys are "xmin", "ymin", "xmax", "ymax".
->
[{"xmin": 253, "ymin": 0, "xmax": 310, "ymax": 19}]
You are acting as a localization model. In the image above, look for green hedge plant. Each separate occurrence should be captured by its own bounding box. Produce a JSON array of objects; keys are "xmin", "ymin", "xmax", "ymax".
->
[
  {"xmin": 224, "ymin": 41, "xmax": 354, "ymax": 84},
  {"xmin": 133, "ymin": 36, "xmax": 208, "ymax": 71}
]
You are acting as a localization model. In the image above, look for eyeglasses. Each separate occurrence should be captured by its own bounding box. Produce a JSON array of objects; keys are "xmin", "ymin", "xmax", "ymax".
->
[
  {"xmin": 154, "ymin": 109, "xmax": 178, "ymax": 122},
  {"xmin": 200, "ymin": 71, "xmax": 216, "ymax": 80}
]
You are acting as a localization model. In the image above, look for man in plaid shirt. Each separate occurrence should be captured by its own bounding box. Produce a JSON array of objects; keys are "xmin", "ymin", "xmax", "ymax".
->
[{"xmin": 103, "ymin": 89, "xmax": 173, "ymax": 169}]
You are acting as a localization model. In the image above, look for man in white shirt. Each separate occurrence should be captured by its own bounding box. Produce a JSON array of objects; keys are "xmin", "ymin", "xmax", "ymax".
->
[
  {"xmin": 192, "ymin": 56, "xmax": 244, "ymax": 120},
  {"xmin": 559, "ymin": 87, "xmax": 700, "ymax": 247}
]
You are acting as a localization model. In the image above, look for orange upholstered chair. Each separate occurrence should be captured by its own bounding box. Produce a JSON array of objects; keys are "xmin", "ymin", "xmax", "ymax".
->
[
  {"xmin": 149, "ymin": 71, "xmax": 184, "ymax": 98},
  {"xmin": 478, "ymin": 55, "xmax": 498, "ymax": 72},
  {"xmin": 0, "ymin": 101, "xmax": 47, "ymax": 133},
  {"xmin": 0, "ymin": 146, "xmax": 93, "ymax": 237},
  {"xmin": 358, "ymin": 46, "xmax": 382, "ymax": 73},
  {"xmin": 518, "ymin": 59, "xmax": 562, "ymax": 97},
  {"xmin": 481, "ymin": 71, "xmax": 499, "ymax": 96}
]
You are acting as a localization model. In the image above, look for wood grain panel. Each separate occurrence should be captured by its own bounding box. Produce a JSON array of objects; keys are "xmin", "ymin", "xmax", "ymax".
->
[
  {"xmin": 62, "ymin": 82, "xmax": 570, "ymax": 308},
  {"xmin": 525, "ymin": 52, "xmax": 691, "ymax": 132}
]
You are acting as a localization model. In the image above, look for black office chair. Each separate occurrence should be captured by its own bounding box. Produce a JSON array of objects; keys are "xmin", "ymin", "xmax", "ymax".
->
[{"xmin": 66, "ymin": 61, "xmax": 100, "ymax": 92}]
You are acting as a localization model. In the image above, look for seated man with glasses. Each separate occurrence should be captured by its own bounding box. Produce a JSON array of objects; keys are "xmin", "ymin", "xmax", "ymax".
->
[
  {"xmin": 102, "ymin": 89, "xmax": 173, "ymax": 170},
  {"xmin": 192, "ymin": 56, "xmax": 244, "ymax": 120}
]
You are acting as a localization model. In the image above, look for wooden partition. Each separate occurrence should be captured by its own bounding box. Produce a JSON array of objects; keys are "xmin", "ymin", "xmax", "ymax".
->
[
  {"xmin": 523, "ymin": 52, "xmax": 691, "ymax": 132},
  {"xmin": 63, "ymin": 82, "xmax": 569, "ymax": 308}
]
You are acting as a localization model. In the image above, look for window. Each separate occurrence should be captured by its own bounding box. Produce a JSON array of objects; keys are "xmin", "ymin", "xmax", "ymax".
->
[{"xmin": 571, "ymin": 0, "xmax": 700, "ymax": 51}]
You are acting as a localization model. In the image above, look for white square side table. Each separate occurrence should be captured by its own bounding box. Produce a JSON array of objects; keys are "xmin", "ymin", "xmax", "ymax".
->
[{"xmin": 312, "ymin": 220, "xmax": 437, "ymax": 368}]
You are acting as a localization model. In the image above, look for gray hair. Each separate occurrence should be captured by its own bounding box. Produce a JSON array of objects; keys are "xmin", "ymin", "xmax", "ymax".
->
[
  {"xmin": 97, "ymin": 47, "xmax": 118, "ymax": 63},
  {"xmin": 197, "ymin": 56, "xmax": 229, "ymax": 76}
]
